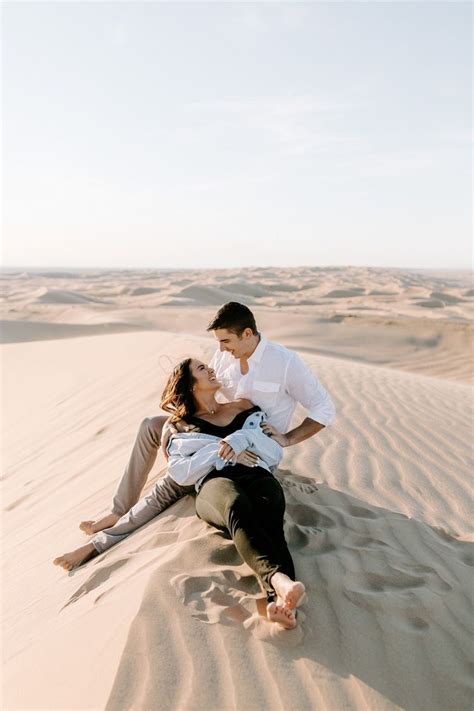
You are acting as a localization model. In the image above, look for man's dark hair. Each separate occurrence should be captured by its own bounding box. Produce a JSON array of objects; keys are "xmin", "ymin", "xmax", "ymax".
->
[{"xmin": 207, "ymin": 302, "xmax": 258, "ymax": 336}]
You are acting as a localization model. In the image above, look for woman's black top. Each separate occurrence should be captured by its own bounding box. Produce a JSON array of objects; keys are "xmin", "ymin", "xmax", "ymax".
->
[
  {"xmin": 187, "ymin": 405, "xmax": 259, "ymax": 438},
  {"xmin": 186, "ymin": 405, "xmax": 273, "ymax": 488}
]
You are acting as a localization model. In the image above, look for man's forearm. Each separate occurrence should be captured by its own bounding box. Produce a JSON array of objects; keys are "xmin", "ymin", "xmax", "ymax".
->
[{"xmin": 284, "ymin": 417, "xmax": 325, "ymax": 446}]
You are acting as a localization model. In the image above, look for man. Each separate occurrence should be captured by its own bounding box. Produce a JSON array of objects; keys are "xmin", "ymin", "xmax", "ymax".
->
[{"xmin": 79, "ymin": 302, "xmax": 335, "ymax": 535}]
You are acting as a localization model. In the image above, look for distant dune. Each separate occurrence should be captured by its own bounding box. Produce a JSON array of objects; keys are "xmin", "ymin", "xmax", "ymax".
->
[
  {"xmin": 1, "ymin": 266, "xmax": 472, "ymax": 381},
  {"xmin": 415, "ymin": 299, "xmax": 445, "ymax": 308},
  {"xmin": 177, "ymin": 284, "xmax": 258, "ymax": 305},
  {"xmin": 430, "ymin": 291, "xmax": 465, "ymax": 304},
  {"xmin": 34, "ymin": 288, "xmax": 110, "ymax": 305},
  {"xmin": 325, "ymin": 288, "xmax": 366, "ymax": 298},
  {"xmin": 1, "ymin": 266, "xmax": 473, "ymax": 709},
  {"xmin": 0, "ymin": 320, "xmax": 146, "ymax": 344}
]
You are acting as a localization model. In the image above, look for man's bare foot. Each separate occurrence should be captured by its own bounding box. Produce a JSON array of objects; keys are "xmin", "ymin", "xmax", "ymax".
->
[
  {"xmin": 271, "ymin": 573, "xmax": 306, "ymax": 609},
  {"xmin": 53, "ymin": 543, "xmax": 97, "ymax": 571},
  {"xmin": 267, "ymin": 601, "xmax": 297, "ymax": 630},
  {"xmin": 79, "ymin": 512, "xmax": 120, "ymax": 535}
]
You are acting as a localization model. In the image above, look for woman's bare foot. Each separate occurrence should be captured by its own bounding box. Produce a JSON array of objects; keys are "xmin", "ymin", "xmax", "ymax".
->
[
  {"xmin": 267, "ymin": 601, "xmax": 297, "ymax": 630},
  {"xmin": 79, "ymin": 512, "xmax": 120, "ymax": 535},
  {"xmin": 53, "ymin": 542, "xmax": 97, "ymax": 571},
  {"xmin": 270, "ymin": 573, "xmax": 306, "ymax": 609}
]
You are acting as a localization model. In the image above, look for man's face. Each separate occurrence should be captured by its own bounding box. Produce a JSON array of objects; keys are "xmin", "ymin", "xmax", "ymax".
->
[{"xmin": 213, "ymin": 328, "xmax": 251, "ymax": 359}]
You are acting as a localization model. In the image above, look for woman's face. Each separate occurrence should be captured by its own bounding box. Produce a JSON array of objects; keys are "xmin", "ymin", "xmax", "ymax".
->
[{"xmin": 189, "ymin": 359, "xmax": 220, "ymax": 393}]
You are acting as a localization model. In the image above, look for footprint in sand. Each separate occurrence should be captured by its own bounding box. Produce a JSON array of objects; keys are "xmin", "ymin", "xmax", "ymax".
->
[
  {"xmin": 344, "ymin": 563, "xmax": 452, "ymax": 613},
  {"xmin": 278, "ymin": 477, "xmax": 319, "ymax": 495},
  {"xmin": 398, "ymin": 615, "xmax": 430, "ymax": 633},
  {"xmin": 285, "ymin": 503, "xmax": 336, "ymax": 530},
  {"xmin": 171, "ymin": 571, "xmax": 260, "ymax": 626}
]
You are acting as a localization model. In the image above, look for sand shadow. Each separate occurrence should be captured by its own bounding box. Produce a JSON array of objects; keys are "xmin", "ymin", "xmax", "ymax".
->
[{"xmin": 66, "ymin": 471, "xmax": 472, "ymax": 711}]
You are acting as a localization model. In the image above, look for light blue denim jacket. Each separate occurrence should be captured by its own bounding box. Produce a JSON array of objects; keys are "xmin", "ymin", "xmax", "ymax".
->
[{"xmin": 166, "ymin": 410, "xmax": 283, "ymax": 491}]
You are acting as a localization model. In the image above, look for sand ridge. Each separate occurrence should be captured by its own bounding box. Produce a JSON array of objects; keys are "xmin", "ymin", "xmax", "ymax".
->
[
  {"xmin": 1, "ymin": 266, "xmax": 473, "ymax": 383},
  {"xmin": 1, "ymin": 268, "xmax": 473, "ymax": 710}
]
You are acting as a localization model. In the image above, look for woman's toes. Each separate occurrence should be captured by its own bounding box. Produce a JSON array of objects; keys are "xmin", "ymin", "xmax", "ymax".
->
[
  {"xmin": 267, "ymin": 601, "xmax": 297, "ymax": 630},
  {"xmin": 53, "ymin": 556, "xmax": 68, "ymax": 570},
  {"xmin": 79, "ymin": 521, "xmax": 95, "ymax": 534}
]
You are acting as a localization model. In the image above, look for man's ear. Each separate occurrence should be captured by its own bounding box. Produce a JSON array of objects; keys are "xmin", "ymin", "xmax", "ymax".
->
[{"xmin": 243, "ymin": 327, "xmax": 253, "ymax": 339}]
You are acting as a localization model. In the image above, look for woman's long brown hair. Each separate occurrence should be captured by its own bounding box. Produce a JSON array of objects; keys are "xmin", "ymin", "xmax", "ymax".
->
[{"xmin": 160, "ymin": 357, "xmax": 197, "ymax": 423}]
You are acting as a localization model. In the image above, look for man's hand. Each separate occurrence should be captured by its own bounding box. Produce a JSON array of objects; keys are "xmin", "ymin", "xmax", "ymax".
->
[
  {"xmin": 235, "ymin": 449, "xmax": 259, "ymax": 467},
  {"xmin": 218, "ymin": 441, "xmax": 237, "ymax": 463},
  {"xmin": 174, "ymin": 419, "xmax": 199, "ymax": 433},
  {"xmin": 260, "ymin": 422, "xmax": 289, "ymax": 447}
]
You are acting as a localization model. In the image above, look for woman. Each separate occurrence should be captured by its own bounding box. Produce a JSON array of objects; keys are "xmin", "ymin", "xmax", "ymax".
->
[{"xmin": 54, "ymin": 358, "xmax": 306, "ymax": 630}]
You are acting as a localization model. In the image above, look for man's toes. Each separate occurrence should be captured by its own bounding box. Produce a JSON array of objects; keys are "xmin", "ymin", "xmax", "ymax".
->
[{"xmin": 290, "ymin": 586, "xmax": 305, "ymax": 607}]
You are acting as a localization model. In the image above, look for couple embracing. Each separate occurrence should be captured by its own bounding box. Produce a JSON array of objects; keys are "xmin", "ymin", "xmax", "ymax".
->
[{"xmin": 54, "ymin": 302, "xmax": 335, "ymax": 630}]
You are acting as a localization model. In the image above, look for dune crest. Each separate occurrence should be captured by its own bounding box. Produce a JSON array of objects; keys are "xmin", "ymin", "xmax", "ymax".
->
[
  {"xmin": 2, "ymin": 266, "xmax": 473, "ymax": 709},
  {"xmin": 1, "ymin": 266, "xmax": 473, "ymax": 384},
  {"xmin": 2, "ymin": 318, "xmax": 473, "ymax": 710}
]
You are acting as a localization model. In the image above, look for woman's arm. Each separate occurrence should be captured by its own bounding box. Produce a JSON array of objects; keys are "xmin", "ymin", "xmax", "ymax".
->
[{"xmin": 166, "ymin": 435, "xmax": 222, "ymax": 486}]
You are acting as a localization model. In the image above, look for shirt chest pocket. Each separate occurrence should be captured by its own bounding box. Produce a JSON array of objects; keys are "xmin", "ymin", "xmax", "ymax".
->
[{"xmin": 252, "ymin": 380, "xmax": 281, "ymax": 409}]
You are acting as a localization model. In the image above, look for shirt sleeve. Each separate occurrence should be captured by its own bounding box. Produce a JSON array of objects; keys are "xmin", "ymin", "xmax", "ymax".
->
[
  {"xmin": 223, "ymin": 429, "xmax": 283, "ymax": 469},
  {"xmin": 284, "ymin": 353, "xmax": 336, "ymax": 427},
  {"xmin": 167, "ymin": 438, "xmax": 220, "ymax": 485}
]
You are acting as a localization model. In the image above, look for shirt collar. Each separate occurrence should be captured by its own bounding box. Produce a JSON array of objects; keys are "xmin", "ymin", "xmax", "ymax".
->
[{"xmin": 248, "ymin": 333, "xmax": 267, "ymax": 365}]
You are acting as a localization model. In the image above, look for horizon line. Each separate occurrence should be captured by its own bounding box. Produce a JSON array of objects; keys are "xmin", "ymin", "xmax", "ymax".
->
[{"xmin": 1, "ymin": 264, "xmax": 473, "ymax": 273}]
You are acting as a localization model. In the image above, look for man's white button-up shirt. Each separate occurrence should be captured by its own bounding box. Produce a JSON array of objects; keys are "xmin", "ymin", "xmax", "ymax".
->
[{"xmin": 209, "ymin": 334, "xmax": 335, "ymax": 433}]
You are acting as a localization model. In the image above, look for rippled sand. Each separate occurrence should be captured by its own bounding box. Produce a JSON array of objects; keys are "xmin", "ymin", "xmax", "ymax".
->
[{"xmin": 2, "ymin": 266, "xmax": 473, "ymax": 709}]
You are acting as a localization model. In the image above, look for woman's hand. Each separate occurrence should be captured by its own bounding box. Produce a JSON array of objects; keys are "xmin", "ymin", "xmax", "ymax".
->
[
  {"xmin": 235, "ymin": 449, "xmax": 259, "ymax": 467},
  {"xmin": 260, "ymin": 422, "xmax": 289, "ymax": 447}
]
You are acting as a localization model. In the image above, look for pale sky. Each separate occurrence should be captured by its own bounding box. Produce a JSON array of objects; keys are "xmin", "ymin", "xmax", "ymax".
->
[{"xmin": 3, "ymin": 1, "xmax": 472, "ymax": 270}]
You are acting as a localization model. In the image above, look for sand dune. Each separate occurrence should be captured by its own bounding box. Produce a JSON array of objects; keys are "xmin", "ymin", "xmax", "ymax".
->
[
  {"xmin": 177, "ymin": 284, "xmax": 259, "ymax": 305},
  {"xmin": 34, "ymin": 287, "xmax": 110, "ymax": 305},
  {"xmin": 415, "ymin": 299, "xmax": 445, "ymax": 308},
  {"xmin": 1, "ymin": 266, "xmax": 473, "ymax": 383},
  {"xmin": 0, "ymin": 319, "xmax": 146, "ymax": 343},
  {"xmin": 430, "ymin": 291, "xmax": 466, "ymax": 304},
  {"xmin": 325, "ymin": 287, "xmax": 367, "ymax": 298},
  {"xmin": 1, "ymin": 267, "xmax": 473, "ymax": 710},
  {"xmin": 128, "ymin": 286, "xmax": 162, "ymax": 296},
  {"xmin": 2, "ymin": 320, "xmax": 473, "ymax": 710}
]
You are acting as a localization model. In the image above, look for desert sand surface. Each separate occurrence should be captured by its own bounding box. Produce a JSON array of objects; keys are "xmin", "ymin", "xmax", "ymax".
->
[{"xmin": 1, "ymin": 266, "xmax": 473, "ymax": 710}]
